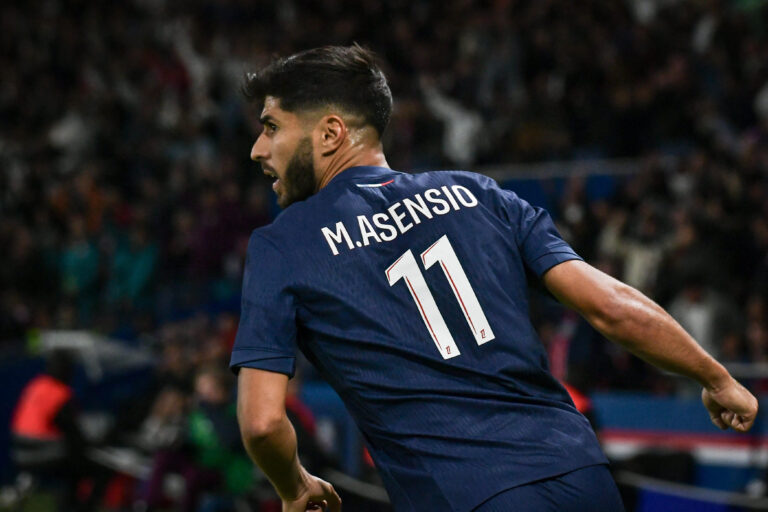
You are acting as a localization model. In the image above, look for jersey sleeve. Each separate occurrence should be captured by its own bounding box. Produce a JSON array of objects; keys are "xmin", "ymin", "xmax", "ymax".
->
[
  {"xmin": 230, "ymin": 232, "xmax": 297, "ymax": 377},
  {"xmin": 489, "ymin": 181, "xmax": 582, "ymax": 277}
]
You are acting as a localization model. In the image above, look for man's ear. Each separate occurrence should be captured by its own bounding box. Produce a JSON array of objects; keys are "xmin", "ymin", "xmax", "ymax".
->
[{"xmin": 317, "ymin": 115, "xmax": 347, "ymax": 156}]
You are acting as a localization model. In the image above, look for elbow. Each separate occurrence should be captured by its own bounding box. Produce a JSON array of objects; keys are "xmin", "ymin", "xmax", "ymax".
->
[
  {"xmin": 238, "ymin": 410, "xmax": 285, "ymax": 444},
  {"xmin": 589, "ymin": 282, "xmax": 636, "ymax": 335}
]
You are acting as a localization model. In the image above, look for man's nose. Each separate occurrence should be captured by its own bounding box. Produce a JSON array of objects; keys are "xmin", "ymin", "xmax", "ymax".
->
[{"xmin": 250, "ymin": 134, "xmax": 268, "ymax": 161}]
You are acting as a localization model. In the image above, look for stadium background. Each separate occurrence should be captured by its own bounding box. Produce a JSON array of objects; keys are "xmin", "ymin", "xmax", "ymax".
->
[{"xmin": 1, "ymin": 0, "xmax": 768, "ymax": 510}]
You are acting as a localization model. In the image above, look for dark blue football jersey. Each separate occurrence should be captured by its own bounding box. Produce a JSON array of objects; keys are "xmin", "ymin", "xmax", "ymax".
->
[{"xmin": 230, "ymin": 166, "xmax": 607, "ymax": 511}]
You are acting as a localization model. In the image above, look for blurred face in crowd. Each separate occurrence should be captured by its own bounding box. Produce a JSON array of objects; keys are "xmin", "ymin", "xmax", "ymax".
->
[
  {"xmin": 251, "ymin": 96, "xmax": 317, "ymax": 208},
  {"xmin": 194, "ymin": 373, "xmax": 228, "ymax": 405},
  {"xmin": 151, "ymin": 387, "xmax": 187, "ymax": 419}
]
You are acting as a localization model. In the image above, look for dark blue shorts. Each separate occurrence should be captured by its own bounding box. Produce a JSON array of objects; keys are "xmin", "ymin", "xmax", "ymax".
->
[{"xmin": 473, "ymin": 464, "xmax": 625, "ymax": 512}]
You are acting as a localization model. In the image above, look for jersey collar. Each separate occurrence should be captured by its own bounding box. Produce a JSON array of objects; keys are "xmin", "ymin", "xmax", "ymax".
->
[{"xmin": 325, "ymin": 166, "xmax": 400, "ymax": 187}]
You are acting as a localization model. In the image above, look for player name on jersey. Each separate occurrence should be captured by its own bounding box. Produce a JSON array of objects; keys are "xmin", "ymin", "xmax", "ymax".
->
[{"xmin": 321, "ymin": 185, "xmax": 478, "ymax": 255}]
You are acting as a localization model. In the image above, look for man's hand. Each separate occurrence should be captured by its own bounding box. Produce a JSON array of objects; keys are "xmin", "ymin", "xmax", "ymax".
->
[
  {"xmin": 282, "ymin": 468, "xmax": 341, "ymax": 512},
  {"xmin": 701, "ymin": 378, "xmax": 759, "ymax": 432}
]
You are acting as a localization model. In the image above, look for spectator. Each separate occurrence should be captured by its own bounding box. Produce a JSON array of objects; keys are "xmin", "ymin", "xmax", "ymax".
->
[
  {"xmin": 105, "ymin": 225, "xmax": 158, "ymax": 310},
  {"xmin": 668, "ymin": 274, "xmax": 740, "ymax": 360},
  {"xmin": 130, "ymin": 386, "xmax": 189, "ymax": 454},
  {"xmin": 142, "ymin": 366, "xmax": 252, "ymax": 512},
  {"xmin": 10, "ymin": 349, "xmax": 110, "ymax": 512},
  {"xmin": 60, "ymin": 216, "xmax": 100, "ymax": 323}
]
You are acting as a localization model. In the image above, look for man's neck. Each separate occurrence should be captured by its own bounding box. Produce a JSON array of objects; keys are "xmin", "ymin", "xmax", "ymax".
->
[{"xmin": 316, "ymin": 146, "xmax": 389, "ymax": 191}]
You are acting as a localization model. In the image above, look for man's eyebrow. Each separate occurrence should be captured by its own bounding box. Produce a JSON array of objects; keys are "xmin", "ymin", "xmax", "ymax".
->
[{"xmin": 259, "ymin": 114, "xmax": 276, "ymax": 125}]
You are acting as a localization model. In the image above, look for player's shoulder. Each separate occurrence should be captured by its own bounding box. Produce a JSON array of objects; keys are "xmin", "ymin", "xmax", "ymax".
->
[
  {"xmin": 414, "ymin": 169, "xmax": 498, "ymax": 188},
  {"xmin": 251, "ymin": 198, "xmax": 317, "ymax": 242},
  {"xmin": 413, "ymin": 169, "xmax": 519, "ymax": 206},
  {"xmin": 247, "ymin": 222, "xmax": 287, "ymax": 257}
]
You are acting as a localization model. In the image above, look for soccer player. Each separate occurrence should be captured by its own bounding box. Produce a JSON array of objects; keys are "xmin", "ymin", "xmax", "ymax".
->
[{"xmin": 230, "ymin": 45, "xmax": 758, "ymax": 512}]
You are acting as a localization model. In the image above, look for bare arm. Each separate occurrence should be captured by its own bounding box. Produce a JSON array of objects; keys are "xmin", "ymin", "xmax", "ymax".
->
[
  {"xmin": 237, "ymin": 368, "xmax": 340, "ymax": 511},
  {"xmin": 543, "ymin": 260, "xmax": 758, "ymax": 432}
]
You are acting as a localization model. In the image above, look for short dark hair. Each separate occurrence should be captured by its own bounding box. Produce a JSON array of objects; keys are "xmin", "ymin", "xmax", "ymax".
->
[{"xmin": 243, "ymin": 44, "xmax": 393, "ymax": 136}]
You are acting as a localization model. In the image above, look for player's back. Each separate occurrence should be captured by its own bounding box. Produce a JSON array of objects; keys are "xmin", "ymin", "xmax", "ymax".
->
[{"xmin": 233, "ymin": 166, "xmax": 606, "ymax": 511}]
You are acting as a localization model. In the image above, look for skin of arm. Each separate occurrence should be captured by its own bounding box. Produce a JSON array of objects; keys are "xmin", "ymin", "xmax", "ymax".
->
[
  {"xmin": 237, "ymin": 368, "xmax": 341, "ymax": 512},
  {"xmin": 543, "ymin": 259, "xmax": 758, "ymax": 432}
]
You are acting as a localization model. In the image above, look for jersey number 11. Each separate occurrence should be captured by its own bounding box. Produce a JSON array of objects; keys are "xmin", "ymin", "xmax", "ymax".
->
[{"xmin": 386, "ymin": 235, "xmax": 495, "ymax": 359}]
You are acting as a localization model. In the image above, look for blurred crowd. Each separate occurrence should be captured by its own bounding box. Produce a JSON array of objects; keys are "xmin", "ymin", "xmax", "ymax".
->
[
  {"xmin": 9, "ymin": 340, "xmax": 337, "ymax": 511},
  {"xmin": 538, "ymin": 149, "xmax": 768, "ymax": 394},
  {"xmin": 1, "ymin": 0, "xmax": 767, "ymax": 472}
]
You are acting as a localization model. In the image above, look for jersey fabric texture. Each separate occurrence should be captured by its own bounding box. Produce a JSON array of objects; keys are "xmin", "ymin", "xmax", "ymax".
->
[{"xmin": 230, "ymin": 166, "xmax": 608, "ymax": 511}]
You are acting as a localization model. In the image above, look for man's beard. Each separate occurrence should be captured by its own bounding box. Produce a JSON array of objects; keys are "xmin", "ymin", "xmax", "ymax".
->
[{"xmin": 277, "ymin": 136, "xmax": 316, "ymax": 208}]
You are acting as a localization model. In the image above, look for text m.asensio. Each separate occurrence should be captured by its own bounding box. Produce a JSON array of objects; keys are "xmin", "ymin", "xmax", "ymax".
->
[{"xmin": 321, "ymin": 185, "xmax": 478, "ymax": 256}]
